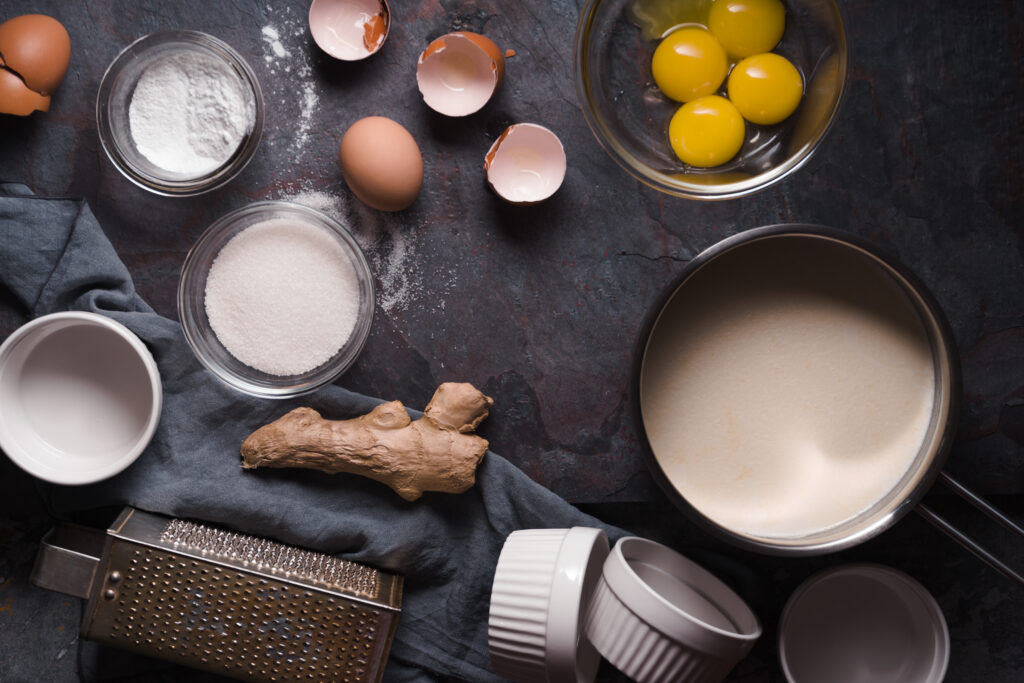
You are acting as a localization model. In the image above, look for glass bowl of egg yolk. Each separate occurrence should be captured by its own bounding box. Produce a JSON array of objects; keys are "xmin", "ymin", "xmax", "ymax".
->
[{"xmin": 575, "ymin": 0, "xmax": 846, "ymax": 200}]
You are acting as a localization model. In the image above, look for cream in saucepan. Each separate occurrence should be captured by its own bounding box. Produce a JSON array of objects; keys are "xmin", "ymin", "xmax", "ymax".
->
[{"xmin": 640, "ymin": 236, "xmax": 936, "ymax": 539}]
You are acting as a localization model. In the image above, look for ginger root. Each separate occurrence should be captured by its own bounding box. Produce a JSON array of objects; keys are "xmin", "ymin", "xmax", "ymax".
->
[{"xmin": 240, "ymin": 383, "xmax": 493, "ymax": 501}]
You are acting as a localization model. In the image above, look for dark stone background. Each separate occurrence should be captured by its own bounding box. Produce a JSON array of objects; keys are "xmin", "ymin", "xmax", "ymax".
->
[{"xmin": 1, "ymin": 0, "xmax": 1022, "ymax": 681}]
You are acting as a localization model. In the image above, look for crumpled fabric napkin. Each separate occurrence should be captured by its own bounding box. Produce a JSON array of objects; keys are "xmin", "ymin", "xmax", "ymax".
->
[{"xmin": 0, "ymin": 183, "xmax": 624, "ymax": 682}]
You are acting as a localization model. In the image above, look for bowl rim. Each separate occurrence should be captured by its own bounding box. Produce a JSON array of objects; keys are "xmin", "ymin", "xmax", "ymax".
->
[
  {"xmin": 0, "ymin": 311, "xmax": 162, "ymax": 485},
  {"xmin": 778, "ymin": 563, "xmax": 950, "ymax": 682},
  {"xmin": 96, "ymin": 29, "xmax": 265, "ymax": 197},
  {"xmin": 604, "ymin": 536, "xmax": 762, "ymax": 648},
  {"xmin": 177, "ymin": 200, "xmax": 376, "ymax": 399},
  {"xmin": 630, "ymin": 225, "xmax": 962, "ymax": 555},
  {"xmin": 573, "ymin": 0, "xmax": 849, "ymax": 200}
]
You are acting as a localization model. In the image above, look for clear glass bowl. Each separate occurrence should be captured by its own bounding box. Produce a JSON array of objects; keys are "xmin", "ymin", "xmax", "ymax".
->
[
  {"xmin": 97, "ymin": 30, "xmax": 264, "ymax": 196},
  {"xmin": 575, "ymin": 0, "xmax": 847, "ymax": 200},
  {"xmin": 178, "ymin": 202, "xmax": 375, "ymax": 398}
]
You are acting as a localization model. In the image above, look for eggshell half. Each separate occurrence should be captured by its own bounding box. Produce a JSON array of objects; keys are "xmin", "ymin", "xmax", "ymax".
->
[
  {"xmin": 0, "ymin": 66, "xmax": 50, "ymax": 115},
  {"xmin": 309, "ymin": 0, "xmax": 390, "ymax": 61},
  {"xmin": 0, "ymin": 14, "xmax": 71, "ymax": 96},
  {"xmin": 484, "ymin": 123, "xmax": 567, "ymax": 205},
  {"xmin": 417, "ymin": 32, "xmax": 504, "ymax": 117},
  {"xmin": 339, "ymin": 116, "xmax": 423, "ymax": 212}
]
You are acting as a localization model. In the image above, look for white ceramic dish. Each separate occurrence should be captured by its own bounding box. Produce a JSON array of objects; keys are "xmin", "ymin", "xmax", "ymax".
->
[
  {"xmin": 779, "ymin": 564, "xmax": 949, "ymax": 683},
  {"xmin": 584, "ymin": 537, "xmax": 760, "ymax": 683},
  {"xmin": 488, "ymin": 527, "xmax": 609, "ymax": 682},
  {"xmin": 0, "ymin": 312, "xmax": 162, "ymax": 485}
]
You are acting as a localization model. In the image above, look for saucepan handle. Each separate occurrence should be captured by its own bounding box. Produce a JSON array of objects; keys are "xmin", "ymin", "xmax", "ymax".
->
[{"xmin": 915, "ymin": 471, "xmax": 1024, "ymax": 586}]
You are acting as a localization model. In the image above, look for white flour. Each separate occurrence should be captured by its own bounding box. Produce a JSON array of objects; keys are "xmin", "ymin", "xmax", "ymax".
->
[
  {"xmin": 262, "ymin": 8, "xmax": 318, "ymax": 158},
  {"xmin": 129, "ymin": 51, "xmax": 254, "ymax": 176},
  {"xmin": 261, "ymin": 26, "xmax": 289, "ymax": 60}
]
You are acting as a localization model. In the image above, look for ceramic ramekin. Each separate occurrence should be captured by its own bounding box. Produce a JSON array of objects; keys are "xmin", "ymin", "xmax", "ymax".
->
[
  {"xmin": 779, "ymin": 564, "xmax": 949, "ymax": 683},
  {"xmin": 0, "ymin": 312, "xmax": 162, "ymax": 484},
  {"xmin": 584, "ymin": 537, "xmax": 761, "ymax": 683},
  {"xmin": 488, "ymin": 527, "xmax": 609, "ymax": 682}
]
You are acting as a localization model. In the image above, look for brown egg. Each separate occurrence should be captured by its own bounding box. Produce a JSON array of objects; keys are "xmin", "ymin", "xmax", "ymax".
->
[
  {"xmin": 0, "ymin": 14, "xmax": 71, "ymax": 96},
  {"xmin": 339, "ymin": 117, "xmax": 423, "ymax": 212},
  {"xmin": 0, "ymin": 65, "xmax": 50, "ymax": 115}
]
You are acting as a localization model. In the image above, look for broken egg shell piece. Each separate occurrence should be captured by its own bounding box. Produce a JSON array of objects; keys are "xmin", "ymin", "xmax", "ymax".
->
[
  {"xmin": 485, "ymin": 124, "xmax": 567, "ymax": 205},
  {"xmin": 0, "ymin": 14, "xmax": 71, "ymax": 96},
  {"xmin": 309, "ymin": 0, "xmax": 390, "ymax": 61},
  {"xmin": 0, "ymin": 66, "xmax": 50, "ymax": 116},
  {"xmin": 417, "ymin": 32, "xmax": 505, "ymax": 117}
]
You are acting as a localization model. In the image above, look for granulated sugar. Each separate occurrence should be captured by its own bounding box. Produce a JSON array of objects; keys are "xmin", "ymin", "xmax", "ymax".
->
[
  {"xmin": 279, "ymin": 187, "xmax": 437, "ymax": 313},
  {"xmin": 204, "ymin": 218, "xmax": 361, "ymax": 375}
]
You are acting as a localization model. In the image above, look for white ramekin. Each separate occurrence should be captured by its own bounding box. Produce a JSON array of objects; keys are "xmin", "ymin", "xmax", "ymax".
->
[
  {"xmin": 0, "ymin": 312, "xmax": 162, "ymax": 485},
  {"xmin": 779, "ymin": 564, "xmax": 949, "ymax": 683},
  {"xmin": 488, "ymin": 527, "xmax": 609, "ymax": 682},
  {"xmin": 584, "ymin": 537, "xmax": 761, "ymax": 683}
]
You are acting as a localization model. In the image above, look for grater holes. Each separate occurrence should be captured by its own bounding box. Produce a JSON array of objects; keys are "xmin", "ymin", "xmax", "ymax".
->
[{"xmin": 98, "ymin": 542, "xmax": 387, "ymax": 680}]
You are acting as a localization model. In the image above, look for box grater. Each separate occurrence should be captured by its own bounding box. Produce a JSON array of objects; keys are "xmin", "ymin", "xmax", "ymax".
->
[{"xmin": 31, "ymin": 507, "xmax": 402, "ymax": 682}]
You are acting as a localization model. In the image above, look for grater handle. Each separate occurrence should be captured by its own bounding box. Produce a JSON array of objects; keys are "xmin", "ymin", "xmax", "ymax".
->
[{"xmin": 30, "ymin": 523, "xmax": 106, "ymax": 599}]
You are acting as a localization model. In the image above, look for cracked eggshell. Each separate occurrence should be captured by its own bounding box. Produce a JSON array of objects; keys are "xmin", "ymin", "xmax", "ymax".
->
[
  {"xmin": 485, "ymin": 124, "xmax": 567, "ymax": 205},
  {"xmin": 417, "ymin": 32, "xmax": 504, "ymax": 117},
  {"xmin": 0, "ymin": 14, "xmax": 70, "ymax": 96},
  {"xmin": 309, "ymin": 0, "xmax": 390, "ymax": 61},
  {"xmin": 0, "ymin": 66, "xmax": 50, "ymax": 116},
  {"xmin": 339, "ymin": 116, "xmax": 423, "ymax": 212}
]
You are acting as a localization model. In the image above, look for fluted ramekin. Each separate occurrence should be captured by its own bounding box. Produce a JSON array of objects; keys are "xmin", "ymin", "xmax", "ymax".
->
[
  {"xmin": 584, "ymin": 537, "xmax": 760, "ymax": 683},
  {"xmin": 488, "ymin": 527, "xmax": 609, "ymax": 682}
]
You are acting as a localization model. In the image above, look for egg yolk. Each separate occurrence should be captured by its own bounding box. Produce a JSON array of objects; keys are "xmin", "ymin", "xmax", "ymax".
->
[
  {"xmin": 651, "ymin": 27, "xmax": 728, "ymax": 103},
  {"xmin": 669, "ymin": 95, "xmax": 745, "ymax": 167},
  {"xmin": 707, "ymin": 0, "xmax": 786, "ymax": 58},
  {"xmin": 728, "ymin": 53, "xmax": 803, "ymax": 125}
]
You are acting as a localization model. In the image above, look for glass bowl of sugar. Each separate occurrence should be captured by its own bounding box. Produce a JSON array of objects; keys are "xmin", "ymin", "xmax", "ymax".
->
[
  {"xmin": 178, "ymin": 201, "xmax": 375, "ymax": 398},
  {"xmin": 97, "ymin": 30, "xmax": 264, "ymax": 196}
]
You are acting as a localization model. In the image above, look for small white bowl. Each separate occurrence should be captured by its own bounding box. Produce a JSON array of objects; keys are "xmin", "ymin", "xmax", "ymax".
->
[
  {"xmin": 0, "ymin": 312, "xmax": 162, "ymax": 485},
  {"xmin": 584, "ymin": 537, "xmax": 761, "ymax": 683},
  {"xmin": 779, "ymin": 564, "xmax": 949, "ymax": 683},
  {"xmin": 489, "ymin": 527, "xmax": 609, "ymax": 682}
]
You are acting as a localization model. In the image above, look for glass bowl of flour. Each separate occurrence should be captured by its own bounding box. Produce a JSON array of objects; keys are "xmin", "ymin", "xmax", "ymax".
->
[
  {"xmin": 178, "ymin": 202, "xmax": 375, "ymax": 397},
  {"xmin": 97, "ymin": 31, "xmax": 264, "ymax": 196}
]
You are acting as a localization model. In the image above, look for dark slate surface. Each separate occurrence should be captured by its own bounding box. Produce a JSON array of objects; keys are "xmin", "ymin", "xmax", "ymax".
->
[{"xmin": 1, "ymin": 0, "xmax": 1023, "ymax": 681}]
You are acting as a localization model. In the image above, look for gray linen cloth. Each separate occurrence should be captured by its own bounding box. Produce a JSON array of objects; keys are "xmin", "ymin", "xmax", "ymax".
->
[{"xmin": 0, "ymin": 183, "xmax": 623, "ymax": 682}]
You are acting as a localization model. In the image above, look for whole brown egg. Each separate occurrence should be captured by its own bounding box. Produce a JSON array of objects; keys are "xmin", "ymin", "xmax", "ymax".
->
[{"xmin": 339, "ymin": 117, "xmax": 424, "ymax": 212}]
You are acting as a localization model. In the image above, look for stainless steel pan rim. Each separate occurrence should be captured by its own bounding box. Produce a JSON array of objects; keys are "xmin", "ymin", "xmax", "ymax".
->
[{"xmin": 632, "ymin": 224, "xmax": 962, "ymax": 557}]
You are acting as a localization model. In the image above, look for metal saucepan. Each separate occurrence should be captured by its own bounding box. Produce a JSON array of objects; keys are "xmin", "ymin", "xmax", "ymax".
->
[{"xmin": 634, "ymin": 224, "xmax": 1024, "ymax": 584}]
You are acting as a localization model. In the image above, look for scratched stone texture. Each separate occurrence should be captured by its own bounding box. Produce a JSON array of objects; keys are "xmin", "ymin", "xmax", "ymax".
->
[
  {"xmin": 1, "ymin": 0, "xmax": 1023, "ymax": 681},
  {"xmin": 1, "ymin": 0, "xmax": 1023, "ymax": 503}
]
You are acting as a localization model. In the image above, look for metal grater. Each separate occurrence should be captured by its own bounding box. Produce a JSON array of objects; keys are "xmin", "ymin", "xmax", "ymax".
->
[{"xmin": 31, "ymin": 508, "xmax": 402, "ymax": 682}]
